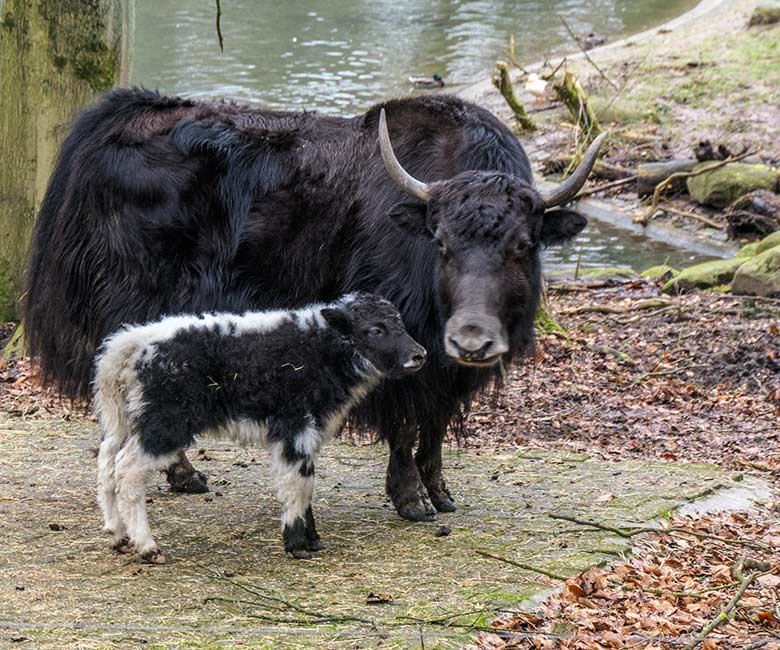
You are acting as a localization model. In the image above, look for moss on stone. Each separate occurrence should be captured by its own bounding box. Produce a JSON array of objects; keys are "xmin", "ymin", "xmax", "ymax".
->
[
  {"xmin": 736, "ymin": 242, "xmax": 760, "ymax": 259},
  {"xmin": 0, "ymin": 258, "xmax": 16, "ymax": 321},
  {"xmin": 687, "ymin": 163, "xmax": 780, "ymax": 208},
  {"xmin": 749, "ymin": 0, "xmax": 780, "ymax": 26},
  {"xmin": 662, "ymin": 257, "xmax": 746, "ymax": 293},
  {"xmin": 732, "ymin": 246, "xmax": 780, "ymax": 297},
  {"xmin": 640, "ymin": 264, "xmax": 679, "ymax": 280},
  {"xmin": 757, "ymin": 231, "xmax": 780, "ymax": 254},
  {"xmin": 579, "ymin": 266, "xmax": 637, "ymax": 279}
]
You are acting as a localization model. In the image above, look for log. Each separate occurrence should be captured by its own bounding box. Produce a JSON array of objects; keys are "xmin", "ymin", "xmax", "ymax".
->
[
  {"xmin": 636, "ymin": 160, "xmax": 697, "ymax": 197},
  {"xmin": 543, "ymin": 155, "xmax": 632, "ymax": 181}
]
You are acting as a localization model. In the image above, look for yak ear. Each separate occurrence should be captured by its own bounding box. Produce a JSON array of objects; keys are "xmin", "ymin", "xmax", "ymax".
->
[
  {"xmin": 321, "ymin": 308, "xmax": 353, "ymax": 336},
  {"xmin": 387, "ymin": 201, "xmax": 435, "ymax": 238},
  {"xmin": 539, "ymin": 208, "xmax": 587, "ymax": 247}
]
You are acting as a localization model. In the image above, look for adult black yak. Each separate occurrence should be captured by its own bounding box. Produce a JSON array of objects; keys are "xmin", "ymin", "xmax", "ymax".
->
[{"xmin": 25, "ymin": 89, "xmax": 603, "ymax": 521}]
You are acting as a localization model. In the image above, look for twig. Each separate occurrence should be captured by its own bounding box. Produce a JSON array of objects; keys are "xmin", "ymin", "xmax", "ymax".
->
[
  {"xmin": 636, "ymin": 151, "xmax": 754, "ymax": 225},
  {"xmin": 475, "ymin": 550, "xmax": 568, "ymax": 581},
  {"xmin": 575, "ymin": 174, "xmax": 637, "ymax": 198},
  {"xmin": 661, "ymin": 203, "xmax": 724, "ymax": 229},
  {"xmin": 684, "ymin": 557, "xmax": 772, "ymax": 650},
  {"xmin": 549, "ymin": 514, "xmax": 773, "ymax": 552},
  {"xmin": 559, "ymin": 16, "xmax": 619, "ymax": 90},
  {"xmin": 541, "ymin": 57, "xmax": 568, "ymax": 81},
  {"xmin": 506, "ymin": 34, "xmax": 529, "ymax": 74},
  {"xmin": 215, "ymin": 0, "xmax": 224, "ymax": 52}
]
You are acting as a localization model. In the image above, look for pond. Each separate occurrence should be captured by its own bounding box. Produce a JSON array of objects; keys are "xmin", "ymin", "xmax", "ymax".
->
[
  {"xmin": 131, "ymin": 0, "xmax": 712, "ymax": 276},
  {"xmin": 132, "ymin": 0, "xmax": 698, "ymax": 114}
]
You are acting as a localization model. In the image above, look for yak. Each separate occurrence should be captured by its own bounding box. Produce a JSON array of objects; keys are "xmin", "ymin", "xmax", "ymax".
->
[{"xmin": 25, "ymin": 88, "xmax": 603, "ymax": 521}]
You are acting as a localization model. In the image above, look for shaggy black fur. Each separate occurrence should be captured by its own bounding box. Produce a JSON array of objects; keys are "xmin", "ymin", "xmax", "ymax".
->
[{"xmin": 26, "ymin": 89, "xmax": 587, "ymax": 520}]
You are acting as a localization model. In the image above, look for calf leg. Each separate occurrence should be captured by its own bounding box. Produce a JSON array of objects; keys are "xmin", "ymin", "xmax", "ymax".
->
[
  {"xmin": 416, "ymin": 417, "xmax": 456, "ymax": 513},
  {"xmin": 269, "ymin": 423, "xmax": 322, "ymax": 559},
  {"xmin": 115, "ymin": 437, "xmax": 172, "ymax": 564},
  {"xmin": 97, "ymin": 434, "xmax": 131, "ymax": 552},
  {"xmin": 385, "ymin": 423, "xmax": 437, "ymax": 522},
  {"xmin": 164, "ymin": 449, "xmax": 209, "ymax": 494}
]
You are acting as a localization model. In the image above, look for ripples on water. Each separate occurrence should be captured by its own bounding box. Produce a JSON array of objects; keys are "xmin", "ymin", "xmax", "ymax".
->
[{"xmin": 133, "ymin": 0, "xmax": 697, "ymax": 114}]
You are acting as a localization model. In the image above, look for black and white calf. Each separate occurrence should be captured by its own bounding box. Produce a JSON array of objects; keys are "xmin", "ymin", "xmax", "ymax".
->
[{"xmin": 94, "ymin": 293, "xmax": 426, "ymax": 563}]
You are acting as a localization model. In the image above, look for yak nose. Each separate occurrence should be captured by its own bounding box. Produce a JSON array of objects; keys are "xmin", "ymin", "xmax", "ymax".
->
[
  {"xmin": 402, "ymin": 346, "xmax": 427, "ymax": 370},
  {"xmin": 447, "ymin": 324, "xmax": 508, "ymax": 364}
]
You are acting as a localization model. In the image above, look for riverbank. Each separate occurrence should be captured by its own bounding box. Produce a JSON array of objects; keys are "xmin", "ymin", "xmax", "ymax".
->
[{"xmin": 462, "ymin": 0, "xmax": 780, "ymax": 251}]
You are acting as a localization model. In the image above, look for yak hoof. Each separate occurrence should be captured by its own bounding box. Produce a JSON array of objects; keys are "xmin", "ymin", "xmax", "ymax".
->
[
  {"xmin": 432, "ymin": 496, "xmax": 457, "ymax": 513},
  {"xmin": 291, "ymin": 549, "xmax": 312, "ymax": 560},
  {"xmin": 306, "ymin": 538, "xmax": 324, "ymax": 552},
  {"xmin": 167, "ymin": 468, "xmax": 209, "ymax": 494},
  {"xmin": 111, "ymin": 537, "xmax": 133, "ymax": 554},
  {"xmin": 139, "ymin": 548, "xmax": 168, "ymax": 565},
  {"xmin": 397, "ymin": 499, "xmax": 438, "ymax": 522}
]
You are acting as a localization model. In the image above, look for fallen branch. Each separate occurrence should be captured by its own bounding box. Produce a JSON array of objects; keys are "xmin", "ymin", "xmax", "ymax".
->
[
  {"xmin": 475, "ymin": 550, "xmax": 568, "ymax": 581},
  {"xmin": 661, "ymin": 203, "xmax": 724, "ymax": 230},
  {"xmin": 543, "ymin": 154, "xmax": 632, "ymax": 180},
  {"xmin": 560, "ymin": 298, "xmax": 671, "ymax": 316},
  {"xmin": 492, "ymin": 61, "xmax": 536, "ymax": 131},
  {"xmin": 549, "ymin": 514, "xmax": 773, "ymax": 552},
  {"xmin": 636, "ymin": 151, "xmax": 754, "ymax": 225},
  {"xmin": 684, "ymin": 557, "xmax": 772, "ymax": 650},
  {"xmin": 576, "ymin": 175, "xmax": 637, "ymax": 198}
]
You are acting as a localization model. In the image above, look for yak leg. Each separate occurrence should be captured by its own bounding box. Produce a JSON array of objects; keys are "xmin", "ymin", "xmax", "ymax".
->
[
  {"xmin": 164, "ymin": 449, "xmax": 209, "ymax": 494},
  {"xmin": 385, "ymin": 424, "xmax": 437, "ymax": 522},
  {"xmin": 416, "ymin": 417, "xmax": 456, "ymax": 513}
]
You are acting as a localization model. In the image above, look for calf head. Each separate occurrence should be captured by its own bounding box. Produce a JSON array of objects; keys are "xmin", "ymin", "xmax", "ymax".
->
[
  {"xmin": 321, "ymin": 293, "xmax": 427, "ymax": 379},
  {"xmin": 378, "ymin": 108, "xmax": 604, "ymax": 367}
]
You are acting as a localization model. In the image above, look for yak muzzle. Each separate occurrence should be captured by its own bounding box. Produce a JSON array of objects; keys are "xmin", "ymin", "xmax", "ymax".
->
[{"xmin": 444, "ymin": 316, "xmax": 508, "ymax": 367}]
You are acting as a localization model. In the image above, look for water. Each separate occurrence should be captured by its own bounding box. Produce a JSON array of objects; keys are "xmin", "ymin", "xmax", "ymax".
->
[
  {"xmin": 543, "ymin": 220, "xmax": 717, "ymax": 277},
  {"xmin": 131, "ymin": 0, "xmax": 709, "ymax": 276},
  {"xmin": 132, "ymin": 0, "xmax": 698, "ymax": 115}
]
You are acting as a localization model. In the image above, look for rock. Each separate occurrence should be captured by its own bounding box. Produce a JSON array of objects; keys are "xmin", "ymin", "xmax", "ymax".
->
[
  {"xmin": 579, "ymin": 266, "xmax": 636, "ymax": 280},
  {"xmin": 732, "ymin": 247, "xmax": 780, "ymax": 297},
  {"xmin": 687, "ymin": 163, "xmax": 780, "ymax": 208},
  {"xmin": 749, "ymin": 0, "xmax": 780, "ymax": 26},
  {"xmin": 736, "ymin": 242, "xmax": 760, "ymax": 259},
  {"xmin": 662, "ymin": 257, "xmax": 746, "ymax": 293},
  {"xmin": 640, "ymin": 265, "xmax": 679, "ymax": 281},
  {"xmin": 589, "ymin": 96, "xmax": 654, "ymax": 125},
  {"xmin": 757, "ymin": 231, "xmax": 780, "ymax": 254}
]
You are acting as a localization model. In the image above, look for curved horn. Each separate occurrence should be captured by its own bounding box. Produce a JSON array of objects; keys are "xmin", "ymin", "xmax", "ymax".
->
[
  {"xmin": 540, "ymin": 133, "xmax": 608, "ymax": 207},
  {"xmin": 378, "ymin": 108, "xmax": 432, "ymax": 202}
]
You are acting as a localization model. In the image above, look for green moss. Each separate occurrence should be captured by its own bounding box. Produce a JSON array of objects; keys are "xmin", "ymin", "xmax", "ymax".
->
[
  {"xmin": 579, "ymin": 266, "xmax": 636, "ymax": 279},
  {"xmin": 0, "ymin": 258, "xmax": 16, "ymax": 321},
  {"xmin": 640, "ymin": 264, "xmax": 678, "ymax": 280},
  {"xmin": 687, "ymin": 163, "xmax": 780, "ymax": 208},
  {"xmin": 737, "ymin": 242, "xmax": 760, "ymax": 259},
  {"xmin": 662, "ymin": 257, "xmax": 746, "ymax": 293},
  {"xmin": 757, "ymin": 231, "xmax": 780, "ymax": 254}
]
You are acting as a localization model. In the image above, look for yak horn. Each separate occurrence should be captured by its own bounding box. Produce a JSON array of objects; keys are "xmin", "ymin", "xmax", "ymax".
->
[
  {"xmin": 378, "ymin": 108, "xmax": 432, "ymax": 202},
  {"xmin": 540, "ymin": 133, "xmax": 608, "ymax": 207}
]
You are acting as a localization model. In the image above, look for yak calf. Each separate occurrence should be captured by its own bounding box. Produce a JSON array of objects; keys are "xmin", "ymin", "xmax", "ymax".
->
[{"xmin": 94, "ymin": 293, "xmax": 426, "ymax": 562}]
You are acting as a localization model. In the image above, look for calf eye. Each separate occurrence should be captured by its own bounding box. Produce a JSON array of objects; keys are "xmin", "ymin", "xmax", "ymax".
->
[
  {"xmin": 437, "ymin": 239, "xmax": 448, "ymax": 257},
  {"xmin": 368, "ymin": 325, "xmax": 386, "ymax": 337}
]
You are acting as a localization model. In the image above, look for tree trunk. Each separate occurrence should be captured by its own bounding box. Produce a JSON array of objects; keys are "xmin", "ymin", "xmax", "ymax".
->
[{"xmin": 0, "ymin": 0, "xmax": 133, "ymax": 320}]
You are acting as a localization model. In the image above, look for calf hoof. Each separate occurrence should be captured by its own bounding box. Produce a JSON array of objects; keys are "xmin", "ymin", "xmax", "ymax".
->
[
  {"xmin": 167, "ymin": 468, "xmax": 209, "ymax": 494},
  {"xmin": 306, "ymin": 537, "xmax": 324, "ymax": 552},
  {"xmin": 139, "ymin": 548, "xmax": 168, "ymax": 565},
  {"xmin": 290, "ymin": 549, "xmax": 312, "ymax": 560},
  {"xmin": 396, "ymin": 493, "xmax": 438, "ymax": 522},
  {"xmin": 111, "ymin": 537, "xmax": 133, "ymax": 554}
]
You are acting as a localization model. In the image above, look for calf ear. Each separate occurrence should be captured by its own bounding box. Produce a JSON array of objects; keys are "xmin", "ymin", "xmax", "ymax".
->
[
  {"xmin": 321, "ymin": 308, "xmax": 352, "ymax": 336},
  {"xmin": 387, "ymin": 201, "xmax": 434, "ymax": 238},
  {"xmin": 540, "ymin": 208, "xmax": 587, "ymax": 247}
]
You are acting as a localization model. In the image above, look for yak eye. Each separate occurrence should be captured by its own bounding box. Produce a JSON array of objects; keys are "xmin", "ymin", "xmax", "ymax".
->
[
  {"xmin": 367, "ymin": 324, "xmax": 386, "ymax": 337},
  {"xmin": 437, "ymin": 239, "xmax": 448, "ymax": 256}
]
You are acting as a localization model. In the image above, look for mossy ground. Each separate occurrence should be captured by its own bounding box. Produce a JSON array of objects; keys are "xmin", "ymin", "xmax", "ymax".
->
[{"xmin": 0, "ymin": 415, "xmax": 746, "ymax": 649}]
